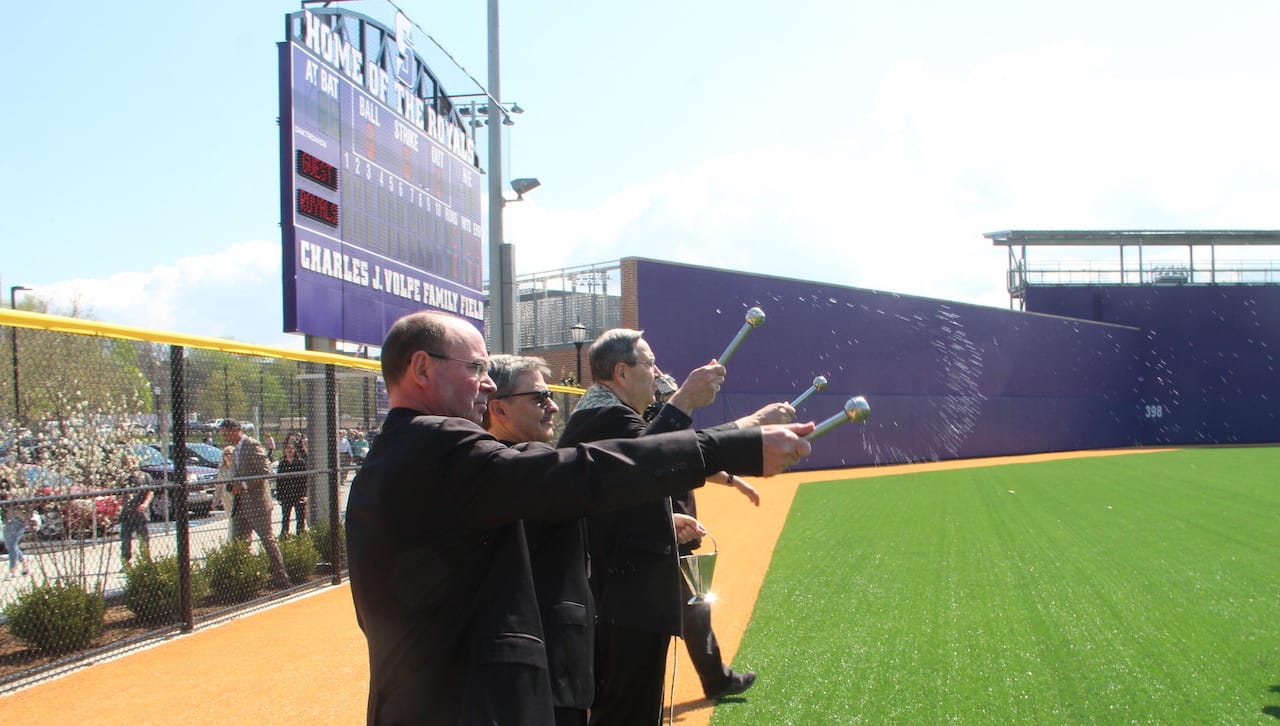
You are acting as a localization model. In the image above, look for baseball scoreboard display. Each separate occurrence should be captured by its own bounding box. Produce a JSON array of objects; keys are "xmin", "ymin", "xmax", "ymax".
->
[{"xmin": 279, "ymin": 8, "xmax": 485, "ymax": 346}]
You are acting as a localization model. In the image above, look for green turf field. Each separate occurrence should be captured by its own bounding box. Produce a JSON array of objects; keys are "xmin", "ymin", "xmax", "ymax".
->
[{"xmin": 720, "ymin": 448, "xmax": 1280, "ymax": 725}]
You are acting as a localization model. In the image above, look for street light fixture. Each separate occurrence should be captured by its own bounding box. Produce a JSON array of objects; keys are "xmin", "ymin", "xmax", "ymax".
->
[
  {"xmin": 569, "ymin": 320, "xmax": 588, "ymax": 386},
  {"xmin": 453, "ymin": 98, "xmax": 524, "ymax": 127},
  {"xmin": 10, "ymin": 285, "xmax": 32, "ymax": 421},
  {"xmin": 510, "ymin": 177, "xmax": 541, "ymax": 200}
]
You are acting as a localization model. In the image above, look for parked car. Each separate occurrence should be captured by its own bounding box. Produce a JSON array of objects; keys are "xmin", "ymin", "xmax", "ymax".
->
[
  {"xmin": 5, "ymin": 464, "xmax": 123, "ymax": 539},
  {"xmin": 206, "ymin": 419, "xmax": 254, "ymax": 434},
  {"xmin": 153, "ymin": 441, "xmax": 225, "ymax": 470},
  {"xmin": 124, "ymin": 444, "xmax": 218, "ymax": 519}
]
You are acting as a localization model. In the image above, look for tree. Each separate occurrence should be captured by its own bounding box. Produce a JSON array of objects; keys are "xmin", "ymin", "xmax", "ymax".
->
[
  {"xmin": 5, "ymin": 298, "xmax": 157, "ymax": 430},
  {"xmin": 3, "ymin": 389, "xmax": 149, "ymax": 590}
]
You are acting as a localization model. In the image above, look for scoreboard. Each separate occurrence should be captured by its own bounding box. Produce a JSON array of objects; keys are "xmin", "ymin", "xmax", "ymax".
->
[{"xmin": 279, "ymin": 9, "xmax": 485, "ymax": 346}]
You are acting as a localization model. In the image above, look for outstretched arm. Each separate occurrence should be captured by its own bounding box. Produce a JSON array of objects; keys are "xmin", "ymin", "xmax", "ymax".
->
[{"xmin": 707, "ymin": 471, "xmax": 761, "ymax": 506}]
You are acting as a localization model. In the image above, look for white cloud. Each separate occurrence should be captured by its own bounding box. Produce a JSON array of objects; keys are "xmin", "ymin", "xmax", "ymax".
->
[
  {"xmin": 509, "ymin": 141, "xmax": 1013, "ymax": 308},
  {"xmin": 35, "ymin": 239, "xmax": 300, "ymax": 349},
  {"xmin": 511, "ymin": 42, "xmax": 1280, "ymax": 309}
]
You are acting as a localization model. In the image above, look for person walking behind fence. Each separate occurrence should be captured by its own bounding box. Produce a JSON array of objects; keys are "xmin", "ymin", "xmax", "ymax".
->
[
  {"xmin": 119, "ymin": 468, "xmax": 154, "ymax": 562},
  {"xmin": 217, "ymin": 446, "xmax": 237, "ymax": 540},
  {"xmin": 1, "ymin": 480, "xmax": 33, "ymax": 577},
  {"xmin": 275, "ymin": 439, "xmax": 308, "ymax": 536},
  {"xmin": 219, "ymin": 419, "xmax": 290, "ymax": 589},
  {"xmin": 338, "ymin": 430, "xmax": 354, "ymax": 468}
]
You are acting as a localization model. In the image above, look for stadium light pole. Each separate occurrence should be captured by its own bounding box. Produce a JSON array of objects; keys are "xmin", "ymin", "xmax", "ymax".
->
[
  {"xmin": 486, "ymin": 0, "xmax": 518, "ymax": 354},
  {"xmin": 10, "ymin": 285, "xmax": 31, "ymax": 421}
]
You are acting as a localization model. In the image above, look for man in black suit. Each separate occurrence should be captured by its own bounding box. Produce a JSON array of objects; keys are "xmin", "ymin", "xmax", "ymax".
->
[
  {"xmin": 482, "ymin": 354, "xmax": 590, "ymax": 726},
  {"xmin": 653, "ymin": 373, "xmax": 776, "ymax": 702},
  {"xmin": 345, "ymin": 312, "xmax": 814, "ymax": 725},
  {"xmin": 559, "ymin": 329, "xmax": 796, "ymax": 726}
]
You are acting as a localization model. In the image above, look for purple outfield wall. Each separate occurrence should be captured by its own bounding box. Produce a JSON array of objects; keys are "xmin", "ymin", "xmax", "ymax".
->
[
  {"xmin": 1025, "ymin": 285, "xmax": 1280, "ymax": 445},
  {"xmin": 631, "ymin": 259, "xmax": 1145, "ymax": 470}
]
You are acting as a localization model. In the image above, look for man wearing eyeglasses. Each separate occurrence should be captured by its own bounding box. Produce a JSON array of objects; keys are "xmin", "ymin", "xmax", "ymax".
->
[
  {"xmin": 345, "ymin": 311, "xmax": 815, "ymax": 726},
  {"xmin": 558, "ymin": 329, "xmax": 795, "ymax": 726}
]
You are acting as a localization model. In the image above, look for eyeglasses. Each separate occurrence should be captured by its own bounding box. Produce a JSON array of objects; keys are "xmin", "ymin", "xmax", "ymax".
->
[
  {"xmin": 425, "ymin": 351, "xmax": 490, "ymax": 380},
  {"xmin": 491, "ymin": 389, "xmax": 555, "ymax": 408}
]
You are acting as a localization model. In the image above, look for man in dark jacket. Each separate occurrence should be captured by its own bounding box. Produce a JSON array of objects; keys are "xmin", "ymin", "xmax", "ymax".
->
[
  {"xmin": 344, "ymin": 312, "xmax": 814, "ymax": 725},
  {"xmin": 559, "ymin": 329, "xmax": 795, "ymax": 725},
  {"xmin": 483, "ymin": 354, "xmax": 591, "ymax": 726},
  {"xmin": 656, "ymin": 375, "xmax": 772, "ymax": 702}
]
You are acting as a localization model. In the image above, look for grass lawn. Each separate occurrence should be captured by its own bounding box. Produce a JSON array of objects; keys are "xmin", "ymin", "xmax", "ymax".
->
[{"xmin": 720, "ymin": 448, "xmax": 1280, "ymax": 725}]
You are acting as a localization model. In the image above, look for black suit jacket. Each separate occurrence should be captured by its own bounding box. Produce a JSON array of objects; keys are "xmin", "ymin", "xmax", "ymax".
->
[
  {"xmin": 346, "ymin": 407, "xmax": 756, "ymax": 725},
  {"xmin": 557, "ymin": 402, "xmax": 696, "ymax": 639},
  {"xmin": 522, "ymin": 512, "xmax": 594, "ymax": 710}
]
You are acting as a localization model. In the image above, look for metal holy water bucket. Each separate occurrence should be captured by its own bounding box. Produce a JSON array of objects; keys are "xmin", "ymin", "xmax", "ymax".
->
[{"xmin": 678, "ymin": 533, "xmax": 718, "ymax": 604}]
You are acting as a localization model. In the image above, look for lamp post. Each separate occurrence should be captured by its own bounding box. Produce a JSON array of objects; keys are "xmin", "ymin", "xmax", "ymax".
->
[
  {"xmin": 569, "ymin": 320, "xmax": 588, "ymax": 385},
  {"xmin": 10, "ymin": 285, "xmax": 31, "ymax": 421},
  {"xmin": 359, "ymin": 346, "xmax": 372, "ymax": 432},
  {"xmin": 152, "ymin": 384, "xmax": 167, "ymax": 443},
  {"xmin": 257, "ymin": 362, "xmax": 265, "ymax": 436},
  {"xmin": 486, "ymin": 0, "xmax": 511, "ymax": 354}
]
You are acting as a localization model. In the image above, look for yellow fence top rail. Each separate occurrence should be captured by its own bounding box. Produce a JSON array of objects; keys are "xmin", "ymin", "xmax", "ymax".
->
[
  {"xmin": 0, "ymin": 309, "xmax": 590, "ymax": 395},
  {"xmin": 0, "ymin": 309, "xmax": 380, "ymax": 371}
]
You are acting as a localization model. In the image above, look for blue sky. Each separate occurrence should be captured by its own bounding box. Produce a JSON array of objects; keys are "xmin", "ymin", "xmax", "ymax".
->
[{"xmin": 4, "ymin": 0, "xmax": 1278, "ymax": 349}]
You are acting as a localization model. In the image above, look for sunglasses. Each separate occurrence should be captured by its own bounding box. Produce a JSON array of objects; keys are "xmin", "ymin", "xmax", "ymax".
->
[{"xmin": 491, "ymin": 389, "xmax": 555, "ymax": 407}]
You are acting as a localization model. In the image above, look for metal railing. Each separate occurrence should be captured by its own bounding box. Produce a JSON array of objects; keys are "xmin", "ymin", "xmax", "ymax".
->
[
  {"xmin": 1010, "ymin": 260, "xmax": 1280, "ymax": 293},
  {"xmin": 486, "ymin": 260, "xmax": 623, "ymax": 352}
]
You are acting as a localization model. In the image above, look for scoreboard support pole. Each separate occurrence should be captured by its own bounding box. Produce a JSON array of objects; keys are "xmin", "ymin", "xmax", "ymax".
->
[
  {"xmin": 304, "ymin": 335, "xmax": 338, "ymax": 528},
  {"xmin": 487, "ymin": 0, "xmax": 517, "ymax": 354}
]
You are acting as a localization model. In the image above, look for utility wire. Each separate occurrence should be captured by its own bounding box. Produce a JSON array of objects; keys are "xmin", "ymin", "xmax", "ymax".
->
[{"xmin": 384, "ymin": 0, "xmax": 503, "ymax": 108}]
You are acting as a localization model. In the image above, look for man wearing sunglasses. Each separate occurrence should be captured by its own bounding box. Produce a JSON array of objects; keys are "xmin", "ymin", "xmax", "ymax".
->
[
  {"xmin": 483, "ymin": 354, "xmax": 593, "ymax": 726},
  {"xmin": 483, "ymin": 354, "xmax": 560, "ymax": 446},
  {"xmin": 345, "ymin": 312, "xmax": 815, "ymax": 726}
]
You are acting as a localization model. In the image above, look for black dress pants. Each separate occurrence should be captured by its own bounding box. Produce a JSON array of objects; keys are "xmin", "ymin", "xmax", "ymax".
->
[
  {"xmin": 679, "ymin": 577, "xmax": 734, "ymax": 697},
  {"xmin": 588, "ymin": 622, "xmax": 669, "ymax": 726}
]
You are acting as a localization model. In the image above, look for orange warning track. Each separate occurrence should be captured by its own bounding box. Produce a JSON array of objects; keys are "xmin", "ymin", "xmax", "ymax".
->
[{"xmin": 1, "ymin": 449, "xmax": 1168, "ymax": 724}]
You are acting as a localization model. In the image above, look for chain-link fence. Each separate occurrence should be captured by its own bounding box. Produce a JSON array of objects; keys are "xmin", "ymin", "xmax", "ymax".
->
[{"xmin": 0, "ymin": 309, "xmax": 379, "ymax": 690}]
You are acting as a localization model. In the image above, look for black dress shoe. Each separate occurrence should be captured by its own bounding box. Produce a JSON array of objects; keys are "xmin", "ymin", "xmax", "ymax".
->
[{"xmin": 707, "ymin": 670, "xmax": 756, "ymax": 700}]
